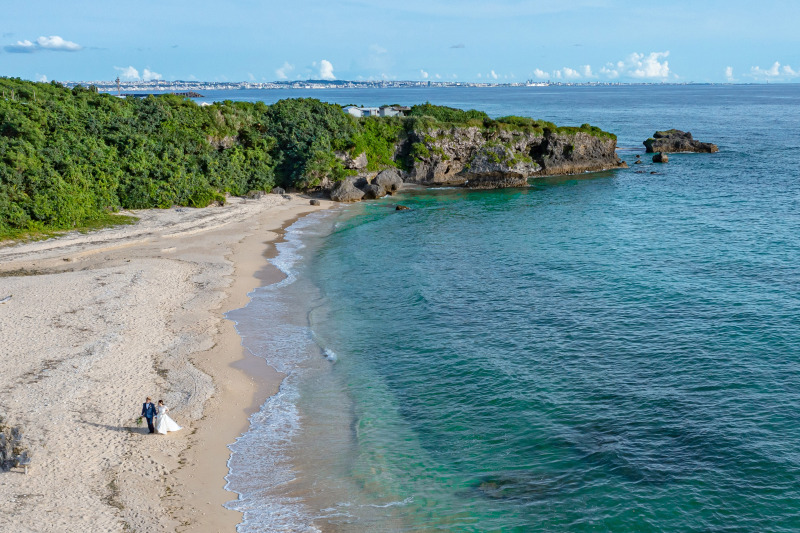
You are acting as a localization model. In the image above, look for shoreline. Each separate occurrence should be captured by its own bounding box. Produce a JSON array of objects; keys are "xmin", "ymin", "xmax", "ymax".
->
[
  {"xmin": 169, "ymin": 209, "xmax": 329, "ymax": 532},
  {"xmin": 0, "ymin": 195, "xmax": 334, "ymax": 532}
]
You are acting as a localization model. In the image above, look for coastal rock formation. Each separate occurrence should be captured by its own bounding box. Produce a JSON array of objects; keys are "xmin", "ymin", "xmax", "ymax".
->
[
  {"xmin": 335, "ymin": 151, "xmax": 368, "ymax": 170},
  {"xmin": 329, "ymin": 180, "xmax": 365, "ymax": 202},
  {"xmin": 362, "ymin": 183, "xmax": 385, "ymax": 199},
  {"xmin": 324, "ymin": 123, "xmax": 626, "ymax": 202},
  {"xmin": 375, "ymin": 168, "xmax": 403, "ymax": 194},
  {"xmin": 644, "ymin": 130, "xmax": 718, "ymax": 153},
  {"xmin": 653, "ymin": 152, "xmax": 668, "ymax": 163},
  {"xmin": 403, "ymin": 126, "xmax": 625, "ymax": 188},
  {"xmin": 462, "ymin": 144, "xmax": 540, "ymax": 189}
]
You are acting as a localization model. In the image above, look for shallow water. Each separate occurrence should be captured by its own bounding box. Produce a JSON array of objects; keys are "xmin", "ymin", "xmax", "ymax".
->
[{"xmin": 225, "ymin": 85, "xmax": 800, "ymax": 532}]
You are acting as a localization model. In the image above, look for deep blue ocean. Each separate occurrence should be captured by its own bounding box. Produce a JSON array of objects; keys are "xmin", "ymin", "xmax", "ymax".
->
[{"xmin": 224, "ymin": 85, "xmax": 800, "ymax": 532}]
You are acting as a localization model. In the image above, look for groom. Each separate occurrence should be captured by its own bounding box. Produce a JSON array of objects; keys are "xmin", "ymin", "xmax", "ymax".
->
[{"xmin": 141, "ymin": 397, "xmax": 156, "ymax": 434}]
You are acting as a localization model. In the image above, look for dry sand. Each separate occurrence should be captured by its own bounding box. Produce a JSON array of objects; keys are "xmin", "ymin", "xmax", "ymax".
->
[{"xmin": 0, "ymin": 194, "xmax": 334, "ymax": 532}]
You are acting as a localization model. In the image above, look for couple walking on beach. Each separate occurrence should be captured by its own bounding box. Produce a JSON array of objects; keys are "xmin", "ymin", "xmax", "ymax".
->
[{"xmin": 141, "ymin": 397, "xmax": 182, "ymax": 435}]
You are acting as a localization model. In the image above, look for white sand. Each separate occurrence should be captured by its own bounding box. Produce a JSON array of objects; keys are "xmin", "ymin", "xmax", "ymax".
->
[{"xmin": 0, "ymin": 195, "xmax": 333, "ymax": 532}]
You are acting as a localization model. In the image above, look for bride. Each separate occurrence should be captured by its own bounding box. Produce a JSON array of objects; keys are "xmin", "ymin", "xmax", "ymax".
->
[{"xmin": 155, "ymin": 400, "xmax": 182, "ymax": 434}]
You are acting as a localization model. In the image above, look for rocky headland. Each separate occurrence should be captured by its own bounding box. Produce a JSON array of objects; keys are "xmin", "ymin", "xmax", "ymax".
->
[
  {"xmin": 644, "ymin": 130, "xmax": 719, "ymax": 153},
  {"xmin": 323, "ymin": 124, "xmax": 627, "ymax": 202}
]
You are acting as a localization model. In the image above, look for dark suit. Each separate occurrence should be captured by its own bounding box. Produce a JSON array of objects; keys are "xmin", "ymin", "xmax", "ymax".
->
[{"xmin": 141, "ymin": 402, "xmax": 156, "ymax": 433}]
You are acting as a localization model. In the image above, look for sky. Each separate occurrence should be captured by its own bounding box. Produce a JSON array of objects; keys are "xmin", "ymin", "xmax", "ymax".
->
[{"xmin": 2, "ymin": 0, "xmax": 800, "ymax": 84}]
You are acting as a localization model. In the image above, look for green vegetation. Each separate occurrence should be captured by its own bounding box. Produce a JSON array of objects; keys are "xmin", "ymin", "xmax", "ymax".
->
[
  {"xmin": 349, "ymin": 116, "xmax": 405, "ymax": 171},
  {"xmin": 408, "ymin": 102, "xmax": 489, "ymax": 123},
  {"xmin": 1, "ymin": 77, "xmax": 615, "ymax": 238},
  {"xmin": 409, "ymin": 142, "xmax": 431, "ymax": 161}
]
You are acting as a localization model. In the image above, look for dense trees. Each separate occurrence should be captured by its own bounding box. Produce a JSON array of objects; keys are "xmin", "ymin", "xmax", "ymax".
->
[
  {"xmin": 0, "ymin": 79, "xmax": 276, "ymax": 235},
  {"xmin": 0, "ymin": 78, "xmax": 614, "ymax": 238}
]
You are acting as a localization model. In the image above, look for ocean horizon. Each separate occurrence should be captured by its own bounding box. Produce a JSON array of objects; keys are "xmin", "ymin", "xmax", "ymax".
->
[{"xmin": 225, "ymin": 85, "xmax": 800, "ymax": 532}]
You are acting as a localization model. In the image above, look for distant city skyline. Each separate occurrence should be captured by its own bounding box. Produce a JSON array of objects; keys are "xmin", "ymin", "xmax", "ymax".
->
[{"xmin": 2, "ymin": 1, "xmax": 800, "ymax": 84}]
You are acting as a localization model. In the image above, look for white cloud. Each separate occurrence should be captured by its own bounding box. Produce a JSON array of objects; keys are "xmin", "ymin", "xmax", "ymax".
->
[
  {"xmin": 114, "ymin": 66, "xmax": 140, "ymax": 81},
  {"xmin": 435, "ymin": 73, "xmax": 441, "ymax": 79},
  {"xmin": 369, "ymin": 44, "xmax": 387, "ymax": 54},
  {"xmin": 110, "ymin": 66, "xmax": 162, "ymax": 82},
  {"xmin": 319, "ymin": 59, "xmax": 335, "ymax": 80},
  {"xmin": 725, "ymin": 66, "xmax": 734, "ymax": 81},
  {"xmin": 4, "ymin": 39, "xmax": 36, "ymax": 53},
  {"xmin": 530, "ymin": 51, "xmax": 672, "ymax": 82},
  {"xmin": 4, "ymin": 35, "xmax": 82, "ymax": 53},
  {"xmin": 626, "ymin": 51, "xmax": 670, "ymax": 78},
  {"xmin": 36, "ymin": 35, "xmax": 82, "ymax": 51},
  {"xmin": 275, "ymin": 61, "xmax": 294, "ymax": 80},
  {"xmin": 142, "ymin": 68, "xmax": 162, "ymax": 81},
  {"xmin": 750, "ymin": 61, "xmax": 800, "ymax": 80},
  {"xmin": 36, "ymin": 74, "xmax": 47, "ymax": 82},
  {"xmin": 476, "ymin": 73, "xmax": 482, "ymax": 78},
  {"xmin": 490, "ymin": 69, "xmax": 498, "ymax": 79},
  {"xmin": 420, "ymin": 69, "xmax": 429, "ymax": 79},
  {"xmin": 751, "ymin": 61, "xmax": 781, "ymax": 77},
  {"xmin": 248, "ymin": 72, "xmax": 256, "ymax": 81},
  {"xmin": 596, "ymin": 51, "xmax": 670, "ymax": 79},
  {"xmin": 558, "ymin": 67, "xmax": 582, "ymax": 79},
  {"xmin": 600, "ymin": 66, "xmax": 618, "ymax": 78}
]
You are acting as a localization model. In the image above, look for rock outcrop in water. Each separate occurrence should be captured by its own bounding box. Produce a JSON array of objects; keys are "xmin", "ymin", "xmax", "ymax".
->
[
  {"xmin": 324, "ymin": 125, "xmax": 627, "ymax": 201},
  {"xmin": 404, "ymin": 126, "xmax": 626, "ymax": 188},
  {"xmin": 643, "ymin": 130, "xmax": 718, "ymax": 153}
]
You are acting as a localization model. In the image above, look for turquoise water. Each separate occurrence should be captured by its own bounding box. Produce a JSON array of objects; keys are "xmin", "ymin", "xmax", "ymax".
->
[{"xmin": 226, "ymin": 85, "xmax": 800, "ymax": 532}]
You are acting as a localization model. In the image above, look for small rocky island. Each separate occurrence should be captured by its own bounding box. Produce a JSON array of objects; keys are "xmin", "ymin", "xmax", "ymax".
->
[{"xmin": 644, "ymin": 130, "xmax": 718, "ymax": 153}]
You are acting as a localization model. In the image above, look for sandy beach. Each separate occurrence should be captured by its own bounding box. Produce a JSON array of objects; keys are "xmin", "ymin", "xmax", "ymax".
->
[{"xmin": 0, "ymin": 194, "xmax": 333, "ymax": 532}]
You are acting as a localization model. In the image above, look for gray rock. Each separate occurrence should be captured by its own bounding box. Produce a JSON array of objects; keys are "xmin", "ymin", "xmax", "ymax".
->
[
  {"xmin": 282, "ymin": 194, "xmax": 293, "ymax": 200},
  {"xmin": 375, "ymin": 168, "xmax": 404, "ymax": 193},
  {"xmin": 462, "ymin": 144, "xmax": 539, "ymax": 189},
  {"xmin": 652, "ymin": 152, "xmax": 669, "ymax": 163},
  {"xmin": 396, "ymin": 205, "xmax": 410, "ymax": 211},
  {"xmin": 349, "ymin": 176, "xmax": 369, "ymax": 190},
  {"xmin": 310, "ymin": 199, "xmax": 321, "ymax": 206},
  {"xmin": 272, "ymin": 187, "xmax": 286, "ymax": 195},
  {"xmin": 362, "ymin": 183, "xmax": 386, "ymax": 200},
  {"xmin": 403, "ymin": 126, "xmax": 625, "ymax": 187},
  {"xmin": 245, "ymin": 190, "xmax": 263, "ymax": 199},
  {"xmin": 329, "ymin": 180, "xmax": 365, "ymax": 202},
  {"xmin": 349, "ymin": 152, "xmax": 368, "ymax": 170},
  {"xmin": 335, "ymin": 151, "xmax": 368, "ymax": 170},
  {"xmin": 644, "ymin": 130, "xmax": 718, "ymax": 153},
  {"xmin": 0, "ymin": 418, "xmax": 27, "ymax": 472}
]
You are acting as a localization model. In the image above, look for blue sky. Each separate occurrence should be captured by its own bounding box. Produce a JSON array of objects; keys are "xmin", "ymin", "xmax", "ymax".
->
[{"xmin": 2, "ymin": 0, "xmax": 800, "ymax": 83}]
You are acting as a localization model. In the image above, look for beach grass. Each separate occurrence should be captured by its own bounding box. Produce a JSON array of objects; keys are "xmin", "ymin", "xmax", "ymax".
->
[{"xmin": 0, "ymin": 213, "xmax": 138, "ymax": 247}]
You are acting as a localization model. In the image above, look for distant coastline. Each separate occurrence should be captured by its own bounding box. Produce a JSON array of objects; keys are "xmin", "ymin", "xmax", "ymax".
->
[{"xmin": 56, "ymin": 78, "xmax": 769, "ymax": 93}]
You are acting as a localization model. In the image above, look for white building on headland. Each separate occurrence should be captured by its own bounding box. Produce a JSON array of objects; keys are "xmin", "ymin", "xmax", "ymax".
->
[{"xmin": 343, "ymin": 105, "xmax": 411, "ymax": 118}]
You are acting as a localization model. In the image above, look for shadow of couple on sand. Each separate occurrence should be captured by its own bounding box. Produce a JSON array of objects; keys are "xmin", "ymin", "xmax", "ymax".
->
[{"xmin": 81, "ymin": 420, "xmax": 154, "ymax": 435}]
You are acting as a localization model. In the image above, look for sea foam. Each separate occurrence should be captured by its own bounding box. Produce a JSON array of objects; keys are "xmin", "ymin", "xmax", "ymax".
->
[{"xmin": 224, "ymin": 211, "xmax": 337, "ymax": 533}]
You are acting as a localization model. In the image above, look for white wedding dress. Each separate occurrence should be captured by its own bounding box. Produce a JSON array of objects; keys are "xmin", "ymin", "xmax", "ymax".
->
[{"xmin": 155, "ymin": 405, "xmax": 182, "ymax": 434}]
